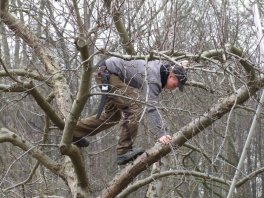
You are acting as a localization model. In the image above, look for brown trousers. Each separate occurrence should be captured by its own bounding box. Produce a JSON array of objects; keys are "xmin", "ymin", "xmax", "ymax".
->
[{"xmin": 75, "ymin": 74, "xmax": 142, "ymax": 155}]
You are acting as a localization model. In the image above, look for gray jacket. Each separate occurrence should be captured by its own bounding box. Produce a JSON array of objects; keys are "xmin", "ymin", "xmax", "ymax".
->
[{"xmin": 105, "ymin": 57, "xmax": 168, "ymax": 138}]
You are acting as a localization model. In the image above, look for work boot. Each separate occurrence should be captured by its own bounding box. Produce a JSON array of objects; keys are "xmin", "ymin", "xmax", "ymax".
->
[
  {"xmin": 117, "ymin": 147, "xmax": 144, "ymax": 165},
  {"xmin": 72, "ymin": 137, "xmax": 90, "ymax": 147}
]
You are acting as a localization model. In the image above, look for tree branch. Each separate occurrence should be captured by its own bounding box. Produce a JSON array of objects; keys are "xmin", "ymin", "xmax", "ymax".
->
[
  {"xmin": 0, "ymin": 81, "xmax": 65, "ymax": 130},
  {"xmin": 23, "ymin": 81, "xmax": 65, "ymax": 130},
  {"xmin": 0, "ymin": 83, "xmax": 26, "ymax": 92},
  {"xmin": 104, "ymin": 0, "xmax": 135, "ymax": 55},
  {"xmin": 0, "ymin": 3, "xmax": 88, "ymax": 196},
  {"xmin": 0, "ymin": 128, "xmax": 65, "ymax": 180},
  {"xmin": 58, "ymin": 1, "xmax": 94, "ymax": 196},
  {"xmin": 187, "ymin": 80, "xmax": 215, "ymax": 93},
  {"xmin": 0, "ymin": 69, "xmax": 49, "ymax": 83},
  {"xmin": 3, "ymin": 161, "xmax": 40, "ymax": 192},
  {"xmin": 0, "ymin": 0, "xmax": 72, "ymax": 117},
  {"xmin": 226, "ymin": 44, "xmax": 256, "ymax": 85},
  {"xmin": 183, "ymin": 143, "xmax": 218, "ymax": 171},
  {"xmin": 100, "ymin": 76, "xmax": 264, "ymax": 198},
  {"xmin": 236, "ymin": 166, "xmax": 264, "ymax": 187},
  {"xmin": 0, "ymin": 57, "xmax": 22, "ymax": 83},
  {"xmin": 3, "ymin": 93, "xmax": 53, "ymax": 192},
  {"xmin": 117, "ymin": 170, "xmax": 230, "ymax": 198}
]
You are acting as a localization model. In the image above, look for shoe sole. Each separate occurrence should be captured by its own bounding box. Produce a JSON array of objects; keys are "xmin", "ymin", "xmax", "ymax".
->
[
  {"xmin": 117, "ymin": 150, "xmax": 144, "ymax": 165},
  {"xmin": 73, "ymin": 137, "xmax": 90, "ymax": 147}
]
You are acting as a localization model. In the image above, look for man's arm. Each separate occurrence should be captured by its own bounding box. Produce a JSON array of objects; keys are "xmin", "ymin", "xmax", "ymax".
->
[{"xmin": 145, "ymin": 83, "xmax": 172, "ymax": 144}]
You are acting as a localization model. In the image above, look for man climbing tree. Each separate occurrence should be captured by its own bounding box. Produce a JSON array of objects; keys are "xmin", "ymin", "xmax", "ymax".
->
[{"xmin": 73, "ymin": 57, "xmax": 187, "ymax": 165}]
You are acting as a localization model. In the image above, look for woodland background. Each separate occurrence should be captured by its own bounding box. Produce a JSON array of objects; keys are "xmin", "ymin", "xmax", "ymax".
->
[{"xmin": 0, "ymin": 0, "xmax": 264, "ymax": 197}]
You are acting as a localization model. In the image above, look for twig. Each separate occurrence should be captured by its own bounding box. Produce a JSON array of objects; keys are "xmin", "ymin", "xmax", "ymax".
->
[
  {"xmin": 0, "ymin": 57, "xmax": 22, "ymax": 84},
  {"xmin": 3, "ymin": 162, "xmax": 40, "ymax": 192}
]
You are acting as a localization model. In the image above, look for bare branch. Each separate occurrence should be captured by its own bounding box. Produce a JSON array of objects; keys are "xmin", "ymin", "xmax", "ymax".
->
[
  {"xmin": 58, "ymin": 1, "xmax": 95, "ymax": 196},
  {"xmin": 0, "ymin": 81, "xmax": 65, "ymax": 130},
  {"xmin": 236, "ymin": 167, "xmax": 264, "ymax": 187},
  {"xmin": 23, "ymin": 81, "xmax": 65, "ymax": 130},
  {"xmin": 117, "ymin": 169, "xmax": 230, "ymax": 198},
  {"xmin": 187, "ymin": 80, "xmax": 215, "ymax": 93},
  {"xmin": 0, "ymin": 69, "xmax": 49, "ymax": 83},
  {"xmin": 0, "ymin": 57, "xmax": 22, "ymax": 83},
  {"xmin": 104, "ymin": 0, "xmax": 135, "ymax": 55},
  {"xmin": 3, "ymin": 162, "xmax": 40, "ymax": 192},
  {"xmin": 0, "ymin": 83, "xmax": 26, "ymax": 92},
  {"xmin": 0, "ymin": 128, "xmax": 65, "ymax": 180},
  {"xmin": 183, "ymin": 143, "xmax": 218, "ymax": 171},
  {"xmin": 226, "ymin": 44, "xmax": 256, "ymax": 84}
]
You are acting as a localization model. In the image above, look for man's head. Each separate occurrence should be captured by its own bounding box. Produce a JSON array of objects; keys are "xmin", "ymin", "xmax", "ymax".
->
[{"xmin": 165, "ymin": 64, "xmax": 187, "ymax": 91}]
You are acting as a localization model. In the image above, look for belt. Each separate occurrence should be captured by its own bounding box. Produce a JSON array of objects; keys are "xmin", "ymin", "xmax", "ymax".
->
[{"xmin": 96, "ymin": 65, "xmax": 111, "ymax": 119}]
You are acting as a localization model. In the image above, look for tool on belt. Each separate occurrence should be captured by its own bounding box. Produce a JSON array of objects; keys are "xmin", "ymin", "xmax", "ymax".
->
[{"xmin": 96, "ymin": 65, "xmax": 111, "ymax": 119}]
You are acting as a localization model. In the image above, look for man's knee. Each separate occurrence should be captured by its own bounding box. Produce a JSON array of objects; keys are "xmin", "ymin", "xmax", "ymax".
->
[{"xmin": 109, "ymin": 110, "xmax": 122, "ymax": 122}]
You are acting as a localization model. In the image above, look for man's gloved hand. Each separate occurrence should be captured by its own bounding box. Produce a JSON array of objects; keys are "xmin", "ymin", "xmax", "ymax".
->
[{"xmin": 159, "ymin": 135, "xmax": 172, "ymax": 144}]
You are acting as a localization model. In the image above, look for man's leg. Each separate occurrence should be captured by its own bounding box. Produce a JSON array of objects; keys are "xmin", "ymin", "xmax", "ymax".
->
[
  {"xmin": 116, "ymin": 105, "xmax": 144, "ymax": 165},
  {"xmin": 76, "ymin": 103, "xmax": 121, "ymax": 135},
  {"xmin": 73, "ymin": 99, "xmax": 121, "ymax": 147},
  {"xmin": 107, "ymin": 75, "xmax": 144, "ymax": 164},
  {"xmin": 116, "ymin": 104, "xmax": 141, "ymax": 155}
]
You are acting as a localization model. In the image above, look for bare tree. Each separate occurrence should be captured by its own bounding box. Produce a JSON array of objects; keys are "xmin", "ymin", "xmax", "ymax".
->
[{"xmin": 0, "ymin": 0, "xmax": 264, "ymax": 197}]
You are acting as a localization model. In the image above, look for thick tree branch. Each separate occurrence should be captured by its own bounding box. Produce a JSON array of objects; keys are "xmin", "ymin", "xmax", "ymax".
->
[
  {"xmin": 201, "ymin": 49, "xmax": 224, "ymax": 59},
  {"xmin": 58, "ymin": 38, "xmax": 92, "ymax": 196},
  {"xmin": 104, "ymin": 0, "xmax": 135, "ymax": 55},
  {"xmin": 100, "ymin": 76, "xmax": 263, "ymax": 197},
  {"xmin": 57, "ymin": 1, "xmax": 94, "ymax": 197},
  {"xmin": 23, "ymin": 82, "xmax": 65, "ymax": 130}
]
